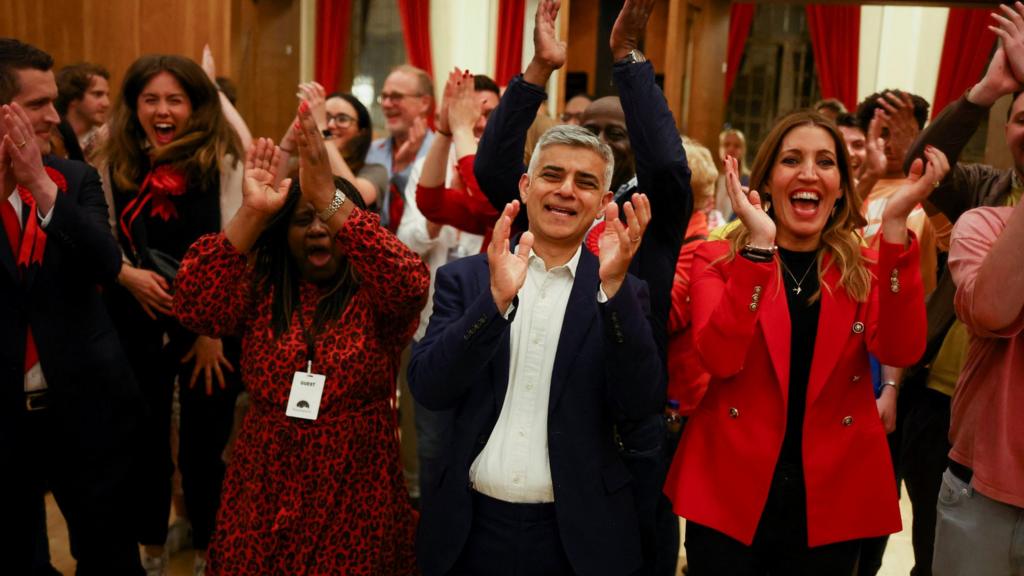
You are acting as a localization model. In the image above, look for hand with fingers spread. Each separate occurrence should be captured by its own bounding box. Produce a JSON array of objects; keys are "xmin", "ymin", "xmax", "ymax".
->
[
  {"xmin": 242, "ymin": 137, "xmax": 291, "ymax": 217},
  {"xmin": 875, "ymin": 91, "xmax": 920, "ymax": 175},
  {"xmin": 598, "ymin": 193, "xmax": 651, "ymax": 298},
  {"xmin": 610, "ymin": 0, "xmax": 657, "ymax": 60},
  {"xmin": 182, "ymin": 335, "xmax": 235, "ymax": 396},
  {"xmin": 724, "ymin": 155, "xmax": 775, "ymax": 247},
  {"xmin": 882, "ymin": 146, "xmax": 950, "ymax": 245},
  {"xmin": 991, "ymin": 2, "xmax": 1024, "ymax": 85},
  {"xmin": 118, "ymin": 264, "xmax": 174, "ymax": 319},
  {"xmin": 2, "ymin": 103, "xmax": 58, "ymax": 210},
  {"xmin": 394, "ymin": 115, "xmax": 427, "ymax": 174},
  {"xmin": 297, "ymin": 82, "xmax": 329, "ymax": 132},
  {"xmin": 524, "ymin": 0, "xmax": 566, "ymax": 85},
  {"xmin": 488, "ymin": 201, "xmax": 535, "ymax": 314}
]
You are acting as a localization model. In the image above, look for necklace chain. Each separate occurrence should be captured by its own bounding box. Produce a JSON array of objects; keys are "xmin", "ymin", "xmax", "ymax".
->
[{"xmin": 778, "ymin": 255, "xmax": 816, "ymax": 295}]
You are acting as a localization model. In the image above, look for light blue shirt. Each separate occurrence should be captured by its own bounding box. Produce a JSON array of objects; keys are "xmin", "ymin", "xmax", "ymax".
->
[{"xmin": 365, "ymin": 130, "xmax": 435, "ymax": 228}]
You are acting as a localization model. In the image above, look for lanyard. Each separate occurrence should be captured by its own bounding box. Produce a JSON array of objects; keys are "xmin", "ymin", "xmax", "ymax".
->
[{"xmin": 295, "ymin": 303, "xmax": 318, "ymax": 367}]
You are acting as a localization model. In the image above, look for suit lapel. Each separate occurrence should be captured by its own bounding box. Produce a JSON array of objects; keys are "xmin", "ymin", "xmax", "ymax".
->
[
  {"xmin": 548, "ymin": 249, "xmax": 599, "ymax": 413},
  {"xmin": 758, "ymin": 263, "xmax": 790, "ymax": 399},
  {"xmin": 806, "ymin": 260, "xmax": 856, "ymax": 408}
]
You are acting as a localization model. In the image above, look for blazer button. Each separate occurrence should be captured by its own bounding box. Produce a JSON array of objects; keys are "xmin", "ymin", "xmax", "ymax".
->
[
  {"xmin": 842, "ymin": 416, "xmax": 854, "ymax": 426},
  {"xmin": 852, "ymin": 321, "xmax": 864, "ymax": 334},
  {"xmin": 748, "ymin": 303, "xmax": 758, "ymax": 312},
  {"xmin": 729, "ymin": 407, "xmax": 739, "ymax": 418}
]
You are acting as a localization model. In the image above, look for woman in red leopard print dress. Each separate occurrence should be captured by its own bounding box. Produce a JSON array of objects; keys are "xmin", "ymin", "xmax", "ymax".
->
[{"xmin": 173, "ymin": 106, "xmax": 428, "ymax": 575}]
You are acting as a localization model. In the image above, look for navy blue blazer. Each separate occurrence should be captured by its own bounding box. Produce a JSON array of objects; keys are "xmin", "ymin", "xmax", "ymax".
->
[
  {"xmin": 409, "ymin": 247, "xmax": 662, "ymax": 576},
  {"xmin": 1, "ymin": 156, "xmax": 140, "ymax": 458}
]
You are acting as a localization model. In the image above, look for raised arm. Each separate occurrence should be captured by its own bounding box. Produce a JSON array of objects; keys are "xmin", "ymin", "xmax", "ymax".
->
[
  {"xmin": 475, "ymin": 0, "xmax": 564, "ymax": 228},
  {"xmin": 610, "ymin": 0, "xmax": 692, "ymax": 244}
]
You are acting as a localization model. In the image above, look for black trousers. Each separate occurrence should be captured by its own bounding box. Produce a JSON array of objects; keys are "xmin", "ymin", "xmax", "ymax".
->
[
  {"xmin": 619, "ymin": 412, "xmax": 670, "ymax": 576},
  {"xmin": 685, "ymin": 462, "xmax": 861, "ymax": 576},
  {"xmin": 108, "ymin": 287, "xmax": 240, "ymax": 548},
  {"xmin": 6, "ymin": 409, "xmax": 143, "ymax": 576},
  {"xmin": 449, "ymin": 492, "xmax": 574, "ymax": 576},
  {"xmin": 898, "ymin": 384, "xmax": 951, "ymax": 576}
]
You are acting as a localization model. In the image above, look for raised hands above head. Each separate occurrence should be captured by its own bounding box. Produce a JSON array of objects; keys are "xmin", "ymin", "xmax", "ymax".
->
[
  {"xmin": 597, "ymin": 192, "xmax": 651, "ymax": 298},
  {"xmin": 991, "ymin": 2, "xmax": 1024, "ymax": 86},
  {"xmin": 723, "ymin": 155, "xmax": 775, "ymax": 248},
  {"xmin": 438, "ymin": 67, "xmax": 463, "ymax": 135},
  {"xmin": 448, "ymin": 71, "xmax": 482, "ymax": 134},
  {"xmin": 874, "ymin": 91, "xmax": 920, "ymax": 174},
  {"xmin": 524, "ymin": 0, "xmax": 566, "ymax": 86},
  {"xmin": 969, "ymin": 3, "xmax": 1024, "ymax": 106},
  {"xmin": 292, "ymin": 101, "xmax": 336, "ymax": 208},
  {"xmin": 881, "ymin": 146, "xmax": 950, "ymax": 246},
  {"xmin": 610, "ymin": 0, "xmax": 657, "ymax": 60},
  {"xmin": 242, "ymin": 137, "xmax": 290, "ymax": 218},
  {"xmin": 393, "ymin": 115, "xmax": 427, "ymax": 174},
  {"xmin": 488, "ymin": 200, "xmax": 535, "ymax": 315},
  {"xmin": 297, "ymin": 81, "xmax": 329, "ymax": 133}
]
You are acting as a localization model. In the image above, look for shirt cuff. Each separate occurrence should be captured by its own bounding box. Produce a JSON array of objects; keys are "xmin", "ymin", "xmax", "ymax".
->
[
  {"xmin": 597, "ymin": 285, "xmax": 609, "ymax": 303},
  {"xmin": 37, "ymin": 205, "xmax": 55, "ymax": 228}
]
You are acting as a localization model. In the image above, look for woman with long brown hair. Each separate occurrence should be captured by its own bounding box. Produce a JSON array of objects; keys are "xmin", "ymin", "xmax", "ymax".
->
[
  {"xmin": 664, "ymin": 110, "xmax": 947, "ymax": 574},
  {"xmin": 101, "ymin": 53, "xmax": 244, "ymax": 574}
]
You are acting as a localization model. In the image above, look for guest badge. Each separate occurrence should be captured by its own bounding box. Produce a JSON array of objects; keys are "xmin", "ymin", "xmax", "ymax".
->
[{"xmin": 286, "ymin": 361, "xmax": 325, "ymax": 420}]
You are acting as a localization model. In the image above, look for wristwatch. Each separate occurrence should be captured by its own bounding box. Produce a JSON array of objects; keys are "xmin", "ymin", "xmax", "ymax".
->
[
  {"xmin": 317, "ymin": 188, "xmax": 348, "ymax": 222},
  {"xmin": 616, "ymin": 49, "xmax": 647, "ymax": 66}
]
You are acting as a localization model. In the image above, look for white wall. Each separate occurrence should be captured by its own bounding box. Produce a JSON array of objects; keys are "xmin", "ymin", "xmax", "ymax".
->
[
  {"xmin": 858, "ymin": 6, "xmax": 949, "ymax": 107},
  {"xmin": 430, "ymin": 0, "xmax": 500, "ymax": 100}
]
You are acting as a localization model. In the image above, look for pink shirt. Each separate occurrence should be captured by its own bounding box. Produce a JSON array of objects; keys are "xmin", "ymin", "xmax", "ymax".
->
[{"xmin": 948, "ymin": 206, "xmax": 1024, "ymax": 508}]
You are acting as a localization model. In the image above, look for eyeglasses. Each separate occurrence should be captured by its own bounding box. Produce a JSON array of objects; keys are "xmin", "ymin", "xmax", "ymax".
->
[
  {"xmin": 326, "ymin": 113, "xmax": 356, "ymax": 128},
  {"xmin": 376, "ymin": 92, "xmax": 424, "ymax": 104}
]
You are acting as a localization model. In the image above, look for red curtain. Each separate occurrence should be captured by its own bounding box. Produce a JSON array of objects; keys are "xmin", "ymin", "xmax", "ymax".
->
[
  {"xmin": 806, "ymin": 5, "xmax": 860, "ymax": 112},
  {"xmin": 932, "ymin": 8, "xmax": 997, "ymax": 119},
  {"xmin": 725, "ymin": 3, "xmax": 755, "ymax": 100},
  {"xmin": 315, "ymin": 0, "xmax": 353, "ymax": 92},
  {"xmin": 397, "ymin": 0, "xmax": 433, "ymax": 77},
  {"xmin": 494, "ymin": 0, "xmax": 526, "ymax": 86}
]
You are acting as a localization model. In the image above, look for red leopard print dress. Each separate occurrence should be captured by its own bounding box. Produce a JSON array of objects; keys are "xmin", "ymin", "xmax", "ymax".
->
[{"xmin": 174, "ymin": 208, "xmax": 429, "ymax": 575}]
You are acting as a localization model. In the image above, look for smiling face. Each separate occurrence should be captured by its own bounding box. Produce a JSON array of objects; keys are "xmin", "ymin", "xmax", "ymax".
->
[
  {"xmin": 136, "ymin": 71, "xmax": 192, "ymax": 148},
  {"xmin": 763, "ymin": 124, "xmax": 843, "ymax": 251},
  {"xmin": 581, "ymin": 97, "xmax": 633, "ymax": 190},
  {"xmin": 379, "ymin": 69, "xmax": 430, "ymax": 139},
  {"xmin": 9, "ymin": 68, "xmax": 60, "ymax": 154},
  {"xmin": 519, "ymin": 144, "xmax": 612, "ymax": 249},
  {"xmin": 287, "ymin": 201, "xmax": 344, "ymax": 283},
  {"xmin": 325, "ymin": 96, "xmax": 360, "ymax": 150},
  {"xmin": 838, "ymin": 125, "xmax": 866, "ymax": 177}
]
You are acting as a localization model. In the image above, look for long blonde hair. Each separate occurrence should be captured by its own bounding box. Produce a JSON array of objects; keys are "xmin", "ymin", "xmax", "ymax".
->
[{"xmin": 724, "ymin": 111, "xmax": 872, "ymax": 302}]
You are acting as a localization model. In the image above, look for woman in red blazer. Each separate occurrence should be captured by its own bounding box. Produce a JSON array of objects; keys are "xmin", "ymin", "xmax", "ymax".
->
[{"xmin": 664, "ymin": 110, "xmax": 948, "ymax": 574}]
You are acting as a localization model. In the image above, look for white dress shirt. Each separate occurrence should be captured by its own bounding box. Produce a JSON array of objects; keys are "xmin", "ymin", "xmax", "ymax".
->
[
  {"xmin": 470, "ymin": 246, "xmax": 582, "ymax": 503},
  {"xmin": 6, "ymin": 191, "xmax": 53, "ymax": 392}
]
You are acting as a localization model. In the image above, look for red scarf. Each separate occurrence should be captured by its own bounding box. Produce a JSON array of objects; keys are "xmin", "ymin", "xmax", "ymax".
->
[
  {"xmin": 10, "ymin": 166, "xmax": 68, "ymax": 268},
  {"xmin": 119, "ymin": 165, "xmax": 187, "ymax": 255}
]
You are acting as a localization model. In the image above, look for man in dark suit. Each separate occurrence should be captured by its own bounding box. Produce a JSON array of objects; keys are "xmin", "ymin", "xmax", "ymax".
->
[
  {"xmin": 1, "ymin": 38, "xmax": 142, "ymax": 574},
  {"xmin": 409, "ymin": 124, "xmax": 662, "ymax": 576}
]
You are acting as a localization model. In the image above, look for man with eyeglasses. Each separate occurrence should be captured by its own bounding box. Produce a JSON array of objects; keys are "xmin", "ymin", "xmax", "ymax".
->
[{"xmin": 366, "ymin": 64, "xmax": 435, "ymax": 232}]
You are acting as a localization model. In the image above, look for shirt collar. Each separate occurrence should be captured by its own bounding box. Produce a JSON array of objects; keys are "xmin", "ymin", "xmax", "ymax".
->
[{"xmin": 526, "ymin": 244, "xmax": 582, "ymax": 278}]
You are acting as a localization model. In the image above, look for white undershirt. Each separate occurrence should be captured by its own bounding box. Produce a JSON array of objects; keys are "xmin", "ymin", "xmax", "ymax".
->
[
  {"xmin": 469, "ymin": 246, "xmax": 583, "ymax": 503},
  {"xmin": 6, "ymin": 191, "xmax": 53, "ymax": 392}
]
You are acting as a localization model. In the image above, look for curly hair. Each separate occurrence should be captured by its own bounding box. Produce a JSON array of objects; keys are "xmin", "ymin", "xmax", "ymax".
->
[
  {"xmin": 723, "ymin": 110, "xmax": 872, "ymax": 303},
  {"xmin": 55, "ymin": 62, "xmax": 109, "ymax": 115},
  {"xmin": 102, "ymin": 54, "xmax": 242, "ymax": 192}
]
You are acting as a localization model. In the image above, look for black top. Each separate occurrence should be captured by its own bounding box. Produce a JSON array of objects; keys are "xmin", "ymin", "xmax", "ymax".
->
[{"xmin": 777, "ymin": 247, "xmax": 821, "ymax": 467}]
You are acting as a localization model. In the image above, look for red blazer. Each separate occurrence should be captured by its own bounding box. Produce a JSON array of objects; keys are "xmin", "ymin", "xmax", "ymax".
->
[{"xmin": 664, "ymin": 237, "xmax": 926, "ymax": 547}]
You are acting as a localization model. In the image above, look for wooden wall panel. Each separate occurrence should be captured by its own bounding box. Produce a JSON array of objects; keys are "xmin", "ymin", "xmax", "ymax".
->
[
  {"xmin": 0, "ymin": 0, "xmax": 300, "ymax": 148},
  {"xmin": 566, "ymin": 0, "xmax": 599, "ymax": 96}
]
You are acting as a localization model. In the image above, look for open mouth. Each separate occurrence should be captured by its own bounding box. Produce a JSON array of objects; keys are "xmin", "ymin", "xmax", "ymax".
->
[
  {"xmin": 788, "ymin": 190, "xmax": 821, "ymax": 218},
  {"xmin": 153, "ymin": 122, "xmax": 176, "ymax": 145},
  {"xmin": 545, "ymin": 205, "xmax": 578, "ymax": 219},
  {"xmin": 305, "ymin": 246, "xmax": 333, "ymax": 267}
]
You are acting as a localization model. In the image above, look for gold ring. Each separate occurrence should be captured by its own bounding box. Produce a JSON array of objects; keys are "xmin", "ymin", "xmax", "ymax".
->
[
  {"xmin": 630, "ymin": 235, "xmax": 640, "ymax": 243},
  {"xmin": 932, "ymin": 180, "xmax": 940, "ymax": 189},
  {"xmin": 14, "ymin": 140, "xmax": 27, "ymax": 149}
]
